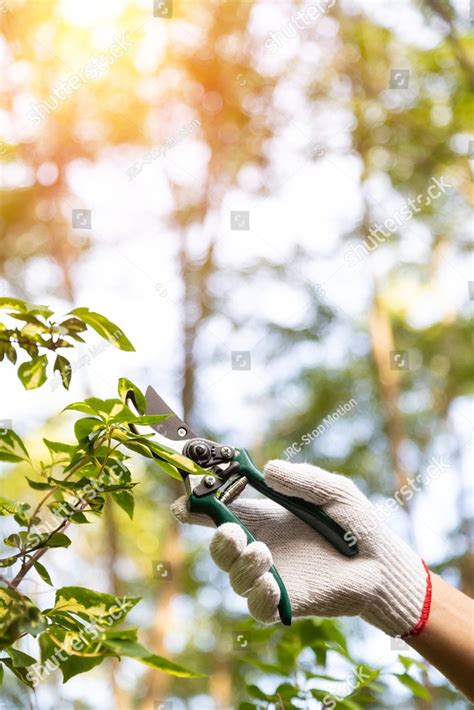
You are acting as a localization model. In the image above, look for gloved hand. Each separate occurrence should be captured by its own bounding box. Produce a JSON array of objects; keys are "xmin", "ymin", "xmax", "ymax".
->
[{"xmin": 171, "ymin": 460, "xmax": 432, "ymax": 638}]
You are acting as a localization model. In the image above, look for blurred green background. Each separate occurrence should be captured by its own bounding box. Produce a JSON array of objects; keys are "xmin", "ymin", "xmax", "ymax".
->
[{"xmin": 0, "ymin": 0, "xmax": 473, "ymax": 707}]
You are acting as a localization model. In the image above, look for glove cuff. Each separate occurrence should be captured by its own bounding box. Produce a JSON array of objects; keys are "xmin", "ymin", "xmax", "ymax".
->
[
  {"xmin": 362, "ymin": 546, "xmax": 432, "ymax": 638},
  {"xmin": 401, "ymin": 561, "xmax": 432, "ymax": 640}
]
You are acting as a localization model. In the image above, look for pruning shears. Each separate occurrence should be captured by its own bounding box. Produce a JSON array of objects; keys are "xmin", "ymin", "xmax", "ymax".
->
[{"xmin": 128, "ymin": 385, "xmax": 358, "ymax": 626}]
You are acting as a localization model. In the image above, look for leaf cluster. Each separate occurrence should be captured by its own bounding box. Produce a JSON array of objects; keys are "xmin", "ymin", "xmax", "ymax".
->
[
  {"xmin": 0, "ymin": 299, "xmax": 134, "ymax": 390},
  {"xmin": 0, "ymin": 300, "xmax": 205, "ymax": 688}
]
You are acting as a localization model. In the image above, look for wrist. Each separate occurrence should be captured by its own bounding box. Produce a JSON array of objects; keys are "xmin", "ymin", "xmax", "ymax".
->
[
  {"xmin": 401, "ymin": 560, "xmax": 432, "ymax": 640},
  {"xmin": 407, "ymin": 573, "xmax": 474, "ymax": 702}
]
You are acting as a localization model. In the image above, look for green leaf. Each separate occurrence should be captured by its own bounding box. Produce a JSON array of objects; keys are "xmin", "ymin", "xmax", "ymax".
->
[
  {"xmin": 0, "ymin": 588, "xmax": 47, "ymax": 644},
  {"xmin": 127, "ymin": 414, "xmax": 170, "ymax": 426},
  {"xmin": 52, "ymin": 587, "xmax": 140, "ymax": 627},
  {"xmin": 17, "ymin": 355, "xmax": 48, "ymax": 390},
  {"xmin": 0, "ymin": 556, "xmax": 17, "ymax": 568},
  {"xmin": 5, "ymin": 647, "xmax": 36, "ymax": 667},
  {"xmin": 44, "ymin": 533, "xmax": 71, "ymax": 549},
  {"xmin": 68, "ymin": 398, "xmax": 128, "ymax": 422},
  {"xmin": 111, "ymin": 490, "xmax": 134, "ymax": 519},
  {"xmin": 113, "ymin": 432, "xmax": 207, "ymax": 478},
  {"xmin": 0, "ymin": 430, "xmax": 30, "ymax": 462},
  {"xmin": 3, "ymin": 533, "xmax": 23, "ymax": 548},
  {"xmin": 10, "ymin": 312, "xmax": 49, "ymax": 332},
  {"xmin": 48, "ymin": 501, "xmax": 89, "ymax": 524},
  {"xmin": 38, "ymin": 629, "xmax": 106, "ymax": 681},
  {"xmin": 155, "ymin": 459, "xmax": 183, "ymax": 481},
  {"xmin": 4, "ymin": 530, "xmax": 70, "ymax": 551},
  {"xmin": 275, "ymin": 681, "xmax": 300, "ymax": 700},
  {"xmin": 33, "ymin": 560, "xmax": 53, "ymax": 586},
  {"xmin": 333, "ymin": 700, "xmax": 363, "ymax": 710},
  {"xmin": 246, "ymin": 684, "xmax": 271, "ymax": 701},
  {"xmin": 25, "ymin": 303, "xmax": 54, "ymax": 318},
  {"xmin": 0, "ymin": 496, "xmax": 20, "ymax": 516},
  {"xmin": 118, "ymin": 378, "xmax": 146, "ymax": 413},
  {"xmin": 101, "ymin": 638, "xmax": 205, "ymax": 677},
  {"xmin": 0, "ymin": 658, "xmax": 34, "ymax": 687},
  {"xmin": 5, "ymin": 344, "xmax": 17, "ymax": 364},
  {"xmin": 0, "ymin": 297, "xmax": 27, "ymax": 312},
  {"xmin": 64, "ymin": 402, "xmax": 99, "ymax": 417},
  {"xmin": 70, "ymin": 308, "xmax": 134, "ymax": 351},
  {"xmin": 43, "ymin": 439, "xmax": 76, "ymax": 455},
  {"xmin": 26, "ymin": 477, "xmax": 53, "ymax": 491},
  {"xmin": 61, "ymin": 655, "xmax": 105, "ymax": 682},
  {"xmin": 88, "ymin": 398, "xmax": 129, "ymax": 419},
  {"xmin": 54, "ymin": 354, "xmax": 72, "ymax": 389},
  {"xmin": 395, "ymin": 673, "xmax": 431, "ymax": 701},
  {"xmin": 59, "ymin": 317, "xmax": 87, "ymax": 334},
  {"xmin": 398, "ymin": 655, "xmax": 427, "ymax": 672},
  {"xmin": 74, "ymin": 417, "xmax": 103, "ymax": 443}
]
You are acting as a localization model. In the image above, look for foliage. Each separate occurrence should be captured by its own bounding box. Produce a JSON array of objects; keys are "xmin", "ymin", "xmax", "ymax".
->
[
  {"xmin": 232, "ymin": 618, "xmax": 430, "ymax": 709},
  {"xmin": 0, "ymin": 299, "xmax": 134, "ymax": 390},
  {"xmin": 0, "ymin": 299, "xmax": 205, "ymax": 689}
]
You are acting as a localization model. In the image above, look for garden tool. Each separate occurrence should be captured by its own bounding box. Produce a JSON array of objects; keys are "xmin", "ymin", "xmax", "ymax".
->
[{"xmin": 128, "ymin": 385, "xmax": 358, "ymax": 626}]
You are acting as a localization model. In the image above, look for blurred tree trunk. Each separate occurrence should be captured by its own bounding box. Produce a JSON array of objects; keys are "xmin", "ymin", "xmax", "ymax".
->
[
  {"xmin": 140, "ymin": 230, "xmax": 232, "ymax": 709},
  {"xmin": 140, "ymin": 507, "xmax": 185, "ymax": 710},
  {"xmin": 368, "ymin": 291, "xmax": 410, "ymax": 493},
  {"xmin": 368, "ymin": 286, "xmax": 432, "ymax": 710},
  {"xmin": 104, "ymin": 499, "xmax": 130, "ymax": 710}
]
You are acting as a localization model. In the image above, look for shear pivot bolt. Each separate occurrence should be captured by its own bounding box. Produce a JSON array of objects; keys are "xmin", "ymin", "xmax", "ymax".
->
[{"xmin": 203, "ymin": 475, "xmax": 215, "ymax": 488}]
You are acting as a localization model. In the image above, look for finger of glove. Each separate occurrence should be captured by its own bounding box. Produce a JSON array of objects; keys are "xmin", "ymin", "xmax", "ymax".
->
[
  {"xmin": 170, "ymin": 496, "xmax": 215, "ymax": 528},
  {"xmin": 247, "ymin": 572, "xmax": 280, "ymax": 624},
  {"xmin": 210, "ymin": 523, "xmax": 247, "ymax": 572},
  {"xmin": 171, "ymin": 495, "xmax": 283, "ymax": 533},
  {"xmin": 264, "ymin": 460, "xmax": 368, "ymax": 509},
  {"xmin": 211, "ymin": 526, "xmax": 280, "ymax": 623},
  {"xmin": 229, "ymin": 541, "xmax": 274, "ymax": 596}
]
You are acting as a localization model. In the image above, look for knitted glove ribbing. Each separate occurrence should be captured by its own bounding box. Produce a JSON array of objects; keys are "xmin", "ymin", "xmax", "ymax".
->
[{"xmin": 171, "ymin": 460, "xmax": 432, "ymax": 638}]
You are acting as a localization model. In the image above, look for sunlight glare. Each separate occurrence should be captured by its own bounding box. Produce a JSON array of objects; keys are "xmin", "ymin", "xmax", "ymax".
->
[{"xmin": 60, "ymin": 0, "xmax": 128, "ymax": 27}]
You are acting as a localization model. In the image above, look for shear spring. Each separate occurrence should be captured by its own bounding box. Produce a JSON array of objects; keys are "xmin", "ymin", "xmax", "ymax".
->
[{"xmin": 219, "ymin": 477, "xmax": 248, "ymax": 505}]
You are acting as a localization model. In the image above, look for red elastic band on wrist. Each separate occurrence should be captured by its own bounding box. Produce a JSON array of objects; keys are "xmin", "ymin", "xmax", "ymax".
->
[{"xmin": 401, "ymin": 560, "xmax": 432, "ymax": 640}]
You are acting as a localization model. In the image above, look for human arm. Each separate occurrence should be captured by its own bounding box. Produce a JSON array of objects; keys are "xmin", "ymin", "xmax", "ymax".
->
[
  {"xmin": 407, "ymin": 572, "xmax": 474, "ymax": 702},
  {"xmin": 172, "ymin": 460, "xmax": 474, "ymax": 700}
]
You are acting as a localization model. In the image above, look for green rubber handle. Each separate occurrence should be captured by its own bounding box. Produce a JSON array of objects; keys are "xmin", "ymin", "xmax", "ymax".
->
[
  {"xmin": 188, "ymin": 491, "xmax": 292, "ymax": 626},
  {"xmin": 235, "ymin": 449, "xmax": 358, "ymax": 557}
]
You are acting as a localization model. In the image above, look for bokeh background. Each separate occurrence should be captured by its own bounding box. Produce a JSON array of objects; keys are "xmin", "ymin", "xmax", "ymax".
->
[{"xmin": 0, "ymin": 0, "xmax": 473, "ymax": 708}]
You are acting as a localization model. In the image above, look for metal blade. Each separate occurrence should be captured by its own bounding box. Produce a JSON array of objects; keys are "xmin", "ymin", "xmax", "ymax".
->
[{"xmin": 145, "ymin": 385, "xmax": 198, "ymax": 442}]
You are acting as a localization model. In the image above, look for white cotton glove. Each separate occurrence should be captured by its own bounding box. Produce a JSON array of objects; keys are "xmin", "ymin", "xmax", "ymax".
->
[{"xmin": 171, "ymin": 460, "xmax": 432, "ymax": 638}]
